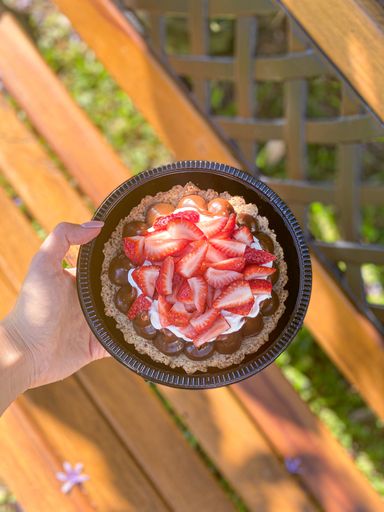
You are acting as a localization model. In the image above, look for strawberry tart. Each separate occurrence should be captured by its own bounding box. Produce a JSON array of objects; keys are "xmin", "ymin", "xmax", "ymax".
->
[{"xmin": 101, "ymin": 182, "xmax": 288, "ymax": 373}]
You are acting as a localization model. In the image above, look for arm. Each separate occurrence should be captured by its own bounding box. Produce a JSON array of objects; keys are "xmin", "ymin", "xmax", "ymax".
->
[{"xmin": 0, "ymin": 221, "xmax": 108, "ymax": 416}]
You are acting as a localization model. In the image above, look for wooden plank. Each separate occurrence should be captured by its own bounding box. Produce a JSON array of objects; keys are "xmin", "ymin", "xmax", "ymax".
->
[
  {"xmin": 0, "ymin": 181, "xmax": 235, "ymax": 511},
  {"xmin": 52, "ymin": 0, "xmax": 384, "ymax": 420},
  {"xmin": 305, "ymin": 257, "xmax": 384, "ymax": 420},
  {"xmin": 161, "ymin": 386, "xmax": 316, "ymax": 511},
  {"xmin": 0, "ymin": 12, "xmax": 131, "ymax": 205},
  {"xmin": 52, "ymin": 0, "xmax": 240, "ymax": 166},
  {"xmin": 0, "ymin": 93, "xmax": 92, "ymax": 226},
  {"xmin": 0, "ymin": 400, "xmax": 96, "ymax": 512},
  {"xmin": 80, "ymin": 360, "xmax": 236, "ymax": 512},
  {"xmin": 232, "ymin": 365, "xmax": 384, "ymax": 512},
  {"xmin": 277, "ymin": 0, "xmax": 384, "ymax": 122}
]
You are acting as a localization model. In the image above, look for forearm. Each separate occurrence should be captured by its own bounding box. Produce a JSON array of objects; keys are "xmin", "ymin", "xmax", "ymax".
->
[{"xmin": 0, "ymin": 321, "xmax": 32, "ymax": 415}]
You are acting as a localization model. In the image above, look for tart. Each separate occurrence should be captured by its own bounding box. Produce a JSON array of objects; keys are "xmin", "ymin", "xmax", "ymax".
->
[{"xmin": 101, "ymin": 182, "xmax": 288, "ymax": 374}]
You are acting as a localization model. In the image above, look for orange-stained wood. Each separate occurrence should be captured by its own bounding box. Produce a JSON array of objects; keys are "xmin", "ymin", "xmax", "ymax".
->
[
  {"xmin": 52, "ymin": 0, "xmax": 239, "ymax": 166},
  {"xmin": 278, "ymin": 0, "xmax": 384, "ymax": 123},
  {"xmin": 306, "ymin": 256, "xmax": 384, "ymax": 420},
  {"xmin": 160, "ymin": 385, "xmax": 316, "ymax": 511},
  {"xmin": 0, "ymin": 12, "xmax": 131, "ymax": 205},
  {"xmin": 232, "ymin": 365, "xmax": 384, "ymax": 512},
  {"xmin": 0, "ymin": 401, "xmax": 96, "ymax": 512}
]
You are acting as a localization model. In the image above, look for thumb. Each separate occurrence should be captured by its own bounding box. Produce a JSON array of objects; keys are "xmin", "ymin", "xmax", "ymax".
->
[{"xmin": 37, "ymin": 221, "xmax": 104, "ymax": 269}]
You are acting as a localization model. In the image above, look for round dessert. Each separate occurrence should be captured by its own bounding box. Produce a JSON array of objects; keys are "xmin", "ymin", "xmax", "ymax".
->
[{"xmin": 101, "ymin": 183, "xmax": 288, "ymax": 374}]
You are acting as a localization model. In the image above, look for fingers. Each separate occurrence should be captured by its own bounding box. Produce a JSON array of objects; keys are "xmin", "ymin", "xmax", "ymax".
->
[{"xmin": 36, "ymin": 221, "xmax": 104, "ymax": 270}]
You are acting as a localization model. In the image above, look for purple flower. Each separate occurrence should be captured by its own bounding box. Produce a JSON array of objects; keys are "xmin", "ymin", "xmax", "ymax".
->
[
  {"xmin": 285, "ymin": 457, "xmax": 302, "ymax": 474},
  {"xmin": 56, "ymin": 462, "xmax": 90, "ymax": 494}
]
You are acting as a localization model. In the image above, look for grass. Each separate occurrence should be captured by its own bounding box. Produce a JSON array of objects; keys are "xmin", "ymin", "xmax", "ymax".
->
[{"xmin": 1, "ymin": 0, "xmax": 383, "ymax": 506}]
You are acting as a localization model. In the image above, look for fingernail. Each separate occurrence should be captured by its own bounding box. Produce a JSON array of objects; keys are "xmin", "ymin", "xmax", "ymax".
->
[{"xmin": 81, "ymin": 220, "xmax": 104, "ymax": 229}]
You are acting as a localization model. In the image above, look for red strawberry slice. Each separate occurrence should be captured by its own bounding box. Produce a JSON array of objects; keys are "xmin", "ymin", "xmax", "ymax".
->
[
  {"xmin": 204, "ymin": 267, "xmax": 242, "ymax": 289},
  {"xmin": 211, "ymin": 257, "xmax": 246, "ymax": 272},
  {"xmin": 191, "ymin": 308, "xmax": 220, "ymax": 334},
  {"xmin": 153, "ymin": 210, "xmax": 200, "ymax": 230},
  {"xmin": 165, "ymin": 273, "xmax": 184, "ymax": 305},
  {"xmin": 132, "ymin": 265, "xmax": 159, "ymax": 298},
  {"xmin": 216, "ymin": 213, "xmax": 236, "ymax": 238},
  {"xmin": 248, "ymin": 279, "xmax": 272, "ymax": 295},
  {"xmin": 225, "ymin": 301, "xmax": 254, "ymax": 316},
  {"xmin": 176, "ymin": 240, "xmax": 208, "ymax": 278},
  {"xmin": 193, "ymin": 315, "xmax": 229, "ymax": 347},
  {"xmin": 210, "ymin": 238, "xmax": 246, "ymax": 257},
  {"xmin": 156, "ymin": 256, "xmax": 175, "ymax": 295},
  {"xmin": 157, "ymin": 295, "xmax": 171, "ymax": 327},
  {"xmin": 178, "ymin": 323, "xmax": 198, "ymax": 340},
  {"xmin": 188, "ymin": 276, "xmax": 208, "ymax": 313},
  {"xmin": 206, "ymin": 285, "xmax": 214, "ymax": 308},
  {"xmin": 127, "ymin": 294, "xmax": 151, "ymax": 320},
  {"xmin": 123, "ymin": 236, "xmax": 145, "ymax": 265},
  {"xmin": 197, "ymin": 216, "xmax": 227, "ymax": 238},
  {"xmin": 244, "ymin": 246, "xmax": 276, "ymax": 265},
  {"xmin": 205, "ymin": 243, "xmax": 228, "ymax": 263},
  {"xmin": 213, "ymin": 280, "xmax": 254, "ymax": 310},
  {"xmin": 244, "ymin": 264, "xmax": 276, "ymax": 280},
  {"xmin": 145, "ymin": 229, "xmax": 171, "ymax": 241},
  {"xmin": 168, "ymin": 301, "xmax": 191, "ymax": 327},
  {"xmin": 184, "ymin": 303, "xmax": 197, "ymax": 313},
  {"xmin": 166, "ymin": 218, "xmax": 204, "ymax": 241},
  {"xmin": 145, "ymin": 238, "xmax": 188, "ymax": 262},
  {"xmin": 177, "ymin": 280, "xmax": 194, "ymax": 303},
  {"xmin": 233, "ymin": 226, "xmax": 253, "ymax": 246}
]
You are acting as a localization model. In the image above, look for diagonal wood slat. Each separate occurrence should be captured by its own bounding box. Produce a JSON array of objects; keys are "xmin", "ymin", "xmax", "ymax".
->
[
  {"xmin": 50, "ymin": 0, "xmax": 384, "ymax": 419},
  {"xmin": 0, "ymin": 12, "xmax": 131, "ymax": 205}
]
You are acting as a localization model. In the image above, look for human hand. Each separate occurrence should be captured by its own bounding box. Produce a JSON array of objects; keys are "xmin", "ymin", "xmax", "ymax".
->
[{"xmin": 1, "ymin": 222, "xmax": 109, "ymax": 404}]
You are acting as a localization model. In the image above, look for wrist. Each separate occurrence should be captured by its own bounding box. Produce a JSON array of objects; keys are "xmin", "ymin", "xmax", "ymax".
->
[{"xmin": 0, "ymin": 317, "xmax": 34, "ymax": 411}]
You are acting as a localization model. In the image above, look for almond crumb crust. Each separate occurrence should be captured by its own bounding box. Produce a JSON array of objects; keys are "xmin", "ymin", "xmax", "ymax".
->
[{"xmin": 101, "ymin": 182, "xmax": 288, "ymax": 374}]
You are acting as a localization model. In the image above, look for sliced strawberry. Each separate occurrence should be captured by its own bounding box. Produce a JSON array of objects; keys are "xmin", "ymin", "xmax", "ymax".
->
[
  {"xmin": 127, "ymin": 294, "xmax": 151, "ymax": 320},
  {"xmin": 145, "ymin": 238, "xmax": 188, "ymax": 262},
  {"xmin": 213, "ymin": 280, "xmax": 253, "ymax": 310},
  {"xmin": 178, "ymin": 323, "xmax": 198, "ymax": 340},
  {"xmin": 168, "ymin": 301, "xmax": 191, "ymax": 327},
  {"xmin": 244, "ymin": 264, "xmax": 276, "ymax": 280},
  {"xmin": 233, "ymin": 226, "xmax": 253, "ymax": 246},
  {"xmin": 156, "ymin": 256, "xmax": 174, "ymax": 295},
  {"xmin": 222, "ymin": 212, "xmax": 236, "ymax": 236},
  {"xmin": 204, "ymin": 267, "xmax": 242, "ymax": 289},
  {"xmin": 197, "ymin": 216, "xmax": 227, "ymax": 238},
  {"xmin": 177, "ymin": 280, "xmax": 194, "ymax": 303},
  {"xmin": 166, "ymin": 218, "xmax": 204, "ymax": 241},
  {"xmin": 184, "ymin": 303, "xmax": 197, "ymax": 313},
  {"xmin": 153, "ymin": 210, "xmax": 200, "ymax": 230},
  {"xmin": 225, "ymin": 301, "xmax": 254, "ymax": 316},
  {"xmin": 206, "ymin": 285, "xmax": 215, "ymax": 308},
  {"xmin": 190, "ymin": 308, "xmax": 220, "ymax": 334},
  {"xmin": 244, "ymin": 246, "xmax": 276, "ymax": 265},
  {"xmin": 157, "ymin": 295, "xmax": 171, "ymax": 327},
  {"xmin": 176, "ymin": 240, "xmax": 208, "ymax": 278},
  {"xmin": 145, "ymin": 229, "xmax": 172, "ymax": 241},
  {"xmin": 210, "ymin": 238, "xmax": 246, "ymax": 257},
  {"xmin": 193, "ymin": 315, "xmax": 229, "ymax": 348},
  {"xmin": 248, "ymin": 279, "xmax": 273, "ymax": 295},
  {"xmin": 211, "ymin": 257, "xmax": 246, "ymax": 272},
  {"xmin": 188, "ymin": 276, "xmax": 208, "ymax": 313},
  {"xmin": 123, "ymin": 236, "xmax": 145, "ymax": 265},
  {"xmin": 132, "ymin": 265, "xmax": 159, "ymax": 298},
  {"xmin": 165, "ymin": 273, "xmax": 183, "ymax": 305},
  {"xmin": 205, "ymin": 243, "xmax": 228, "ymax": 263}
]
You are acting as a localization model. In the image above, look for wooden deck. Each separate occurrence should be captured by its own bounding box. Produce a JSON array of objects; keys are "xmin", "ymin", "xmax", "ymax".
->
[{"xmin": 0, "ymin": 2, "xmax": 383, "ymax": 511}]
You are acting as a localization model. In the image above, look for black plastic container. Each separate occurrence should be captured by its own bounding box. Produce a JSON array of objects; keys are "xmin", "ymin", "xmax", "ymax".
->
[{"xmin": 77, "ymin": 161, "xmax": 312, "ymax": 389}]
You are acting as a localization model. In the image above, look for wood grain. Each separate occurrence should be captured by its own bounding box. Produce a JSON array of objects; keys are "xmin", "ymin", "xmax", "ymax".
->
[
  {"xmin": 161, "ymin": 385, "xmax": 316, "ymax": 511},
  {"xmin": 278, "ymin": 0, "xmax": 384, "ymax": 122},
  {"xmin": 232, "ymin": 365, "xmax": 384, "ymax": 512},
  {"xmin": 52, "ymin": 0, "xmax": 240, "ymax": 166},
  {"xmin": 0, "ymin": 400, "xmax": 96, "ymax": 512},
  {"xmin": 0, "ymin": 12, "xmax": 131, "ymax": 205}
]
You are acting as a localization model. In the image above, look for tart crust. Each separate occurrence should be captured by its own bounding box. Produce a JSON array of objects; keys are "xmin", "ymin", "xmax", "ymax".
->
[{"xmin": 101, "ymin": 182, "xmax": 288, "ymax": 374}]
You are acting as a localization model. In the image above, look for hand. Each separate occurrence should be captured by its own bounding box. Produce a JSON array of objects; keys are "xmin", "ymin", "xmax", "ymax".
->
[{"xmin": 1, "ymin": 221, "xmax": 109, "ymax": 408}]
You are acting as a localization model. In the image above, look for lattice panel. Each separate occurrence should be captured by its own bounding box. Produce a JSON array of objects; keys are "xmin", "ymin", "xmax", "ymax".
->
[{"xmin": 119, "ymin": 0, "xmax": 384, "ymax": 329}]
